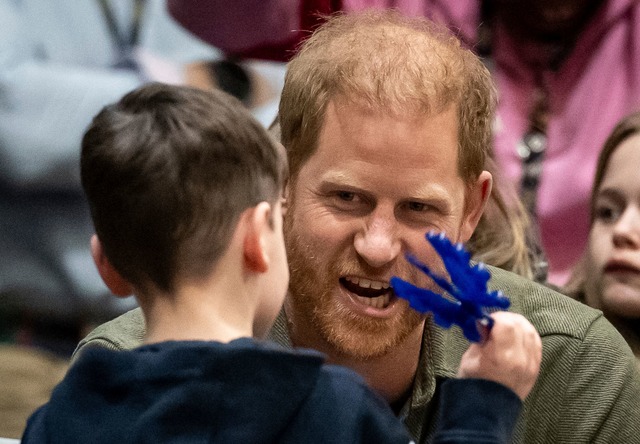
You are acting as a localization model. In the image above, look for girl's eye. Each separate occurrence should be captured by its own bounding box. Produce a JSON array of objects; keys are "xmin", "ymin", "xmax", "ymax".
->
[{"xmin": 594, "ymin": 204, "xmax": 621, "ymax": 224}]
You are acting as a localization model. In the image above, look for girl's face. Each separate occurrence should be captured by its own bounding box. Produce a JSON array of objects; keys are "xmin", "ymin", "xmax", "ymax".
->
[{"xmin": 585, "ymin": 134, "xmax": 640, "ymax": 321}]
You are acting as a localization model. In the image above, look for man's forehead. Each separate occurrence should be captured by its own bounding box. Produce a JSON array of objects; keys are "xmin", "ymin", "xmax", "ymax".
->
[
  {"xmin": 326, "ymin": 94, "xmax": 456, "ymax": 126},
  {"xmin": 308, "ymin": 100, "xmax": 461, "ymax": 179},
  {"xmin": 319, "ymin": 98, "xmax": 459, "ymax": 146}
]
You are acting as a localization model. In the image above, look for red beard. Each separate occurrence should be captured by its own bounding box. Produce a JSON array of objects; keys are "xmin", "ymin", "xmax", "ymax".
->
[{"xmin": 283, "ymin": 202, "xmax": 428, "ymax": 361}]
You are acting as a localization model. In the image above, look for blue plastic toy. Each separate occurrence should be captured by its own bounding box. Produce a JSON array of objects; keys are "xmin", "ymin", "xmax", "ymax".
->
[{"xmin": 390, "ymin": 231, "xmax": 510, "ymax": 342}]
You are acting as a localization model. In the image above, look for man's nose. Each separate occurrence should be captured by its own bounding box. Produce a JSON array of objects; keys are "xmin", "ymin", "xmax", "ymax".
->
[
  {"xmin": 354, "ymin": 210, "xmax": 401, "ymax": 268},
  {"xmin": 612, "ymin": 206, "xmax": 640, "ymax": 249}
]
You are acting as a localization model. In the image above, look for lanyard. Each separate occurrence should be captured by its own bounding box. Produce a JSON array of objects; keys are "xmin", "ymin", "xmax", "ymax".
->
[
  {"xmin": 517, "ymin": 83, "xmax": 550, "ymax": 283},
  {"xmin": 98, "ymin": 0, "xmax": 146, "ymax": 69},
  {"xmin": 518, "ymin": 82, "xmax": 549, "ymax": 219}
]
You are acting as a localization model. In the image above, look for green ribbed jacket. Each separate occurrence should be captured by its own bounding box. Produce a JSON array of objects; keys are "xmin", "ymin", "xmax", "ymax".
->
[{"xmin": 74, "ymin": 266, "xmax": 640, "ymax": 443}]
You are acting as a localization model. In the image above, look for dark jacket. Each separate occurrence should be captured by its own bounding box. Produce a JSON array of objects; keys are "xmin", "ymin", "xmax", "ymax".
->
[{"xmin": 23, "ymin": 339, "xmax": 412, "ymax": 443}]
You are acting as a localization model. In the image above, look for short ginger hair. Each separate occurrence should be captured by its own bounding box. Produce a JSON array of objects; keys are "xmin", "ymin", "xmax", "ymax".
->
[{"xmin": 279, "ymin": 10, "xmax": 496, "ymax": 185}]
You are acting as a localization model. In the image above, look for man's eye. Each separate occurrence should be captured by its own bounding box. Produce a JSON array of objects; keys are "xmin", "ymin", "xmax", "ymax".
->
[
  {"xmin": 328, "ymin": 190, "xmax": 369, "ymax": 212},
  {"xmin": 337, "ymin": 191, "xmax": 356, "ymax": 201},
  {"xmin": 407, "ymin": 202, "xmax": 428, "ymax": 212}
]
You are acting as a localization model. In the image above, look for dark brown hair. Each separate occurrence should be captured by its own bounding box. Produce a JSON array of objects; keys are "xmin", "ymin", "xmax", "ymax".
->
[{"xmin": 81, "ymin": 83, "xmax": 287, "ymax": 293}]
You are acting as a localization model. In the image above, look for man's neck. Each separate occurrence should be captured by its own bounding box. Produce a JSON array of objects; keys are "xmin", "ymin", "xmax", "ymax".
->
[
  {"xmin": 338, "ymin": 329, "xmax": 423, "ymax": 411},
  {"xmin": 287, "ymin": 315, "xmax": 424, "ymax": 406}
]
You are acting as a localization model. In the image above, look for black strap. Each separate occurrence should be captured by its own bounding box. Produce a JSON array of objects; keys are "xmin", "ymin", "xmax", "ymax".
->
[{"xmin": 98, "ymin": 0, "xmax": 146, "ymax": 70}]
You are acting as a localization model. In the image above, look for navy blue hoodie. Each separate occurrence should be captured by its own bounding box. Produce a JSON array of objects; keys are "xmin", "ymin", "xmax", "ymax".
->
[{"xmin": 22, "ymin": 338, "xmax": 413, "ymax": 443}]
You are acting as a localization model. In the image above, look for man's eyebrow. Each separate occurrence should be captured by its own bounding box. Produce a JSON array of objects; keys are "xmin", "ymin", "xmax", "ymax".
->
[
  {"xmin": 318, "ymin": 171, "xmax": 352, "ymax": 184},
  {"xmin": 315, "ymin": 172, "xmax": 364, "ymax": 193},
  {"xmin": 318, "ymin": 171, "xmax": 452, "ymax": 202}
]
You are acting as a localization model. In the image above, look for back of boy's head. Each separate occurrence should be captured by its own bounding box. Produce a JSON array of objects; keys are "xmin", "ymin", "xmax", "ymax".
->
[{"xmin": 81, "ymin": 83, "xmax": 287, "ymax": 294}]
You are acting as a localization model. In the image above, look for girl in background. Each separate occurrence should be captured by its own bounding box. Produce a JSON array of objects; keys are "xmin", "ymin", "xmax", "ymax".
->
[{"xmin": 566, "ymin": 111, "xmax": 640, "ymax": 363}]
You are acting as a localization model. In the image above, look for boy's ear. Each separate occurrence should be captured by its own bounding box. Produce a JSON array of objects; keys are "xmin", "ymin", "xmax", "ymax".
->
[
  {"xmin": 459, "ymin": 171, "xmax": 493, "ymax": 242},
  {"xmin": 243, "ymin": 202, "xmax": 272, "ymax": 273},
  {"xmin": 90, "ymin": 235, "xmax": 133, "ymax": 297}
]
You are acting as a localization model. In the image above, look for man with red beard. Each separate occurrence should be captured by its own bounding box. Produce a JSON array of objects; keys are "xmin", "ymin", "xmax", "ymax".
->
[{"xmin": 74, "ymin": 10, "xmax": 640, "ymax": 443}]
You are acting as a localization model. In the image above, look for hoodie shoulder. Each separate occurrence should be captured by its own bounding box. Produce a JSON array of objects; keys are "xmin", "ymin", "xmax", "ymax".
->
[{"xmin": 280, "ymin": 364, "xmax": 412, "ymax": 443}]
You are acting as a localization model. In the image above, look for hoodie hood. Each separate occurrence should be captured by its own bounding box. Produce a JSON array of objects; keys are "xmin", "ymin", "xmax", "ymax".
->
[{"xmin": 24, "ymin": 339, "xmax": 326, "ymax": 443}]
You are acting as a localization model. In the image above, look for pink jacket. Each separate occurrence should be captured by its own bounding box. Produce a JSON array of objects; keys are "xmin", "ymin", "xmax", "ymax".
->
[{"xmin": 170, "ymin": 0, "xmax": 640, "ymax": 284}]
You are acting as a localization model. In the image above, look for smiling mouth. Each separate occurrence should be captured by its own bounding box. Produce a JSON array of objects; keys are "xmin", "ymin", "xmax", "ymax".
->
[{"xmin": 340, "ymin": 277, "xmax": 393, "ymax": 309}]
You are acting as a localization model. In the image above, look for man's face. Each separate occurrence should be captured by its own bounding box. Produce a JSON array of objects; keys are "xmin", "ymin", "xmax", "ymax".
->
[
  {"xmin": 585, "ymin": 134, "xmax": 640, "ymax": 322},
  {"xmin": 283, "ymin": 99, "xmax": 488, "ymax": 360}
]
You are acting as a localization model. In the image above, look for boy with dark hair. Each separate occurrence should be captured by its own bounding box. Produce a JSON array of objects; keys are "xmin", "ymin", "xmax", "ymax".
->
[
  {"xmin": 21, "ymin": 83, "xmax": 413, "ymax": 443},
  {"xmin": 23, "ymin": 82, "xmax": 540, "ymax": 443}
]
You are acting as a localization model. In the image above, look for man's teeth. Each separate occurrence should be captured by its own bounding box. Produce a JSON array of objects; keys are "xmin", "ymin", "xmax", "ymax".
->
[
  {"xmin": 345, "ymin": 277, "xmax": 390, "ymax": 290},
  {"xmin": 356, "ymin": 294, "xmax": 391, "ymax": 308},
  {"xmin": 345, "ymin": 277, "xmax": 391, "ymax": 308}
]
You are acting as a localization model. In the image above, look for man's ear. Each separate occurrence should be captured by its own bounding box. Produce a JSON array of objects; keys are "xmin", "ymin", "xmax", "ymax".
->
[
  {"xmin": 90, "ymin": 235, "xmax": 133, "ymax": 297},
  {"xmin": 459, "ymin": 171, "xmax": 493, "ymax": 242},
  {"xmin": 243, "ymin": 202, "xmax": 272, "ymax": 273}
]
